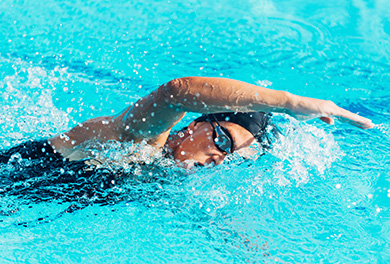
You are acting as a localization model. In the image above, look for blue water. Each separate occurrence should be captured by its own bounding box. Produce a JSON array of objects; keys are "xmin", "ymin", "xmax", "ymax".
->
[{"xmin": 1, "ymin": 0, "xmax": 390, "ymax": 262}]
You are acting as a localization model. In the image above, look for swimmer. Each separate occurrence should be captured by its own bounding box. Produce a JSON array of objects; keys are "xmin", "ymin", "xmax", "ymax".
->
[
  {"xmin": 41, "ymin": 77, "xmax": 373, "ymax": 167},
  {"xmin": 0, "ymin": 76, "xmax": 375, "ymax": 205},
  {"xmin": 1, "ymin": 77, "xmax": 374, "ymax": 169}
]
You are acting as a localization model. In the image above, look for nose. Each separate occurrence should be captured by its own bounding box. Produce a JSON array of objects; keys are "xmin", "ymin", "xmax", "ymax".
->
[{"xmin": 210, "ymin": 153, "xmax": 225, "ymax": 165}]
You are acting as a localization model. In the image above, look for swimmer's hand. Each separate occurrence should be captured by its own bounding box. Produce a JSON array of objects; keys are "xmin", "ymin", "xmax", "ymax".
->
[{"xmin": 286, "ymin": 93, "xmax": 374, "ymax": 129}]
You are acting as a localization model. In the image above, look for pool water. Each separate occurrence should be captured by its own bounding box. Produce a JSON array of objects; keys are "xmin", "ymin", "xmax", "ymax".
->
[{"xmin": 1, "ymin": 0, "xmax": 390, "ymax": 262}]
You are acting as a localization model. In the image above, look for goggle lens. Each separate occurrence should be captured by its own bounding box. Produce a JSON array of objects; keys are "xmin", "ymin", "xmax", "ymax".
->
[{"xmin": 212, "ymin": 124, "xmax": 233, "ymax": 153}]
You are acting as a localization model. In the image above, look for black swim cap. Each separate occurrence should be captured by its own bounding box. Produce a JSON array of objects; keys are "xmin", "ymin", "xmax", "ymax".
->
[{"xmin": 194, "ymin": 112, "xmax": 272, "ymax": 143}]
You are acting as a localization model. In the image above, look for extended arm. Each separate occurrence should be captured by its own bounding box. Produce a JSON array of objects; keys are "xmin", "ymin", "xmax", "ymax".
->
[
  {"xmin": 119, "ymin": 77, "xmax": 373, "ymax": 137},
  {"xmin": 49, "ymin": 77, "xmax": 374, "ymax": 154}
]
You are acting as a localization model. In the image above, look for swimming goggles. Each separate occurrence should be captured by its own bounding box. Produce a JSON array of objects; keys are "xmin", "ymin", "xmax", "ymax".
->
[{"xmin": 208, "ymin": 115, "xmax": 234, "ymax": 154}]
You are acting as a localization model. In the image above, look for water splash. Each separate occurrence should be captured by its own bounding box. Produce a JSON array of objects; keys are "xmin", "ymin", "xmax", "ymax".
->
[
  {"xmin": 180, "ymin": 115, "xmax": 343, "ymax": 222},
  {"xmin": 0, "ymin": 58, "xmax": 70, "ymax": 147},
  {"xmin": 269, "ymin": 115, "xmax": 343, "ymax": 186}
]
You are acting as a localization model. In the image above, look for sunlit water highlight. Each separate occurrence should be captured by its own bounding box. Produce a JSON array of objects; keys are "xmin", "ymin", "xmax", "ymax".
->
[{"xmin": 1, "ymin": 0, "xmax": 390, "ymax": 263}]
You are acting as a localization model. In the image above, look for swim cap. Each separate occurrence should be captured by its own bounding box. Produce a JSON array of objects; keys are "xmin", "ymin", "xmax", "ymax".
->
[{"xmin": 194, "ymin": 112, "xmax": 272, "ymax": 142}]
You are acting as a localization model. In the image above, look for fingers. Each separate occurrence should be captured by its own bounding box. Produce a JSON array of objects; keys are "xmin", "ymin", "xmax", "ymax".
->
[
  {"xmin": 318, "ymin": 104, "xmax": 374, "ymax": 129},
  {"xmin": 292, "ymin": 99, "xmax": 374, "ymax": 129},
  {"xmin": 319, "ymin": 117, "xmax": 334, "ymax": 125},
  {"xmin": 336, "ymin": 116, "xmax": 374, "ymax": 129},
  {"xmin": 335, "ymin": 108, "xmax": 375, "ymax": 129},
  {"xmin": 320, "ymin": 115, "xmax": 374, "ymax": 129}
]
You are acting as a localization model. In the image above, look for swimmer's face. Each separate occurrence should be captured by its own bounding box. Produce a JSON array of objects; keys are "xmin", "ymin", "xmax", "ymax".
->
[{"xmin": 172, "ymin": 121, "xmax": 255, "ymax": 167}]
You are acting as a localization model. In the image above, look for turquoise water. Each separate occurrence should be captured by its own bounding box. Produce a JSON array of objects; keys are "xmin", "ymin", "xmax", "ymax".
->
[{"xmin": 1, "ymin": 0, "xmax": 390, "ymax": 262}]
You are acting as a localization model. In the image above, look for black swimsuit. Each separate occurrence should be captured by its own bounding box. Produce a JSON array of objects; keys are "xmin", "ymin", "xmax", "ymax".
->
[{"xmin": 0, "ymin": 140, "xmax": 124, "ymax": 203}]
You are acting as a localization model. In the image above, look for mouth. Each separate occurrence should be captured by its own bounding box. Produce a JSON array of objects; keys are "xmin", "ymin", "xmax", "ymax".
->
[
  {"xmin": 194, "ymin": 162, "xmax": 204, "ymax": 167},
  {"xmin": 181, "ymin": 160, "xmax": 207, "ymax": 170}
]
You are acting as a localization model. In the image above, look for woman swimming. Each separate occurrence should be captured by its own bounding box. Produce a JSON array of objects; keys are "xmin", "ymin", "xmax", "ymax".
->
[
  {"xmin": 45, "ymin": 76, "xmax": 373, "ymax": 166},
  {"xmin": 0, "ymin": 76, "xmax": 374, "ymax": 203}
]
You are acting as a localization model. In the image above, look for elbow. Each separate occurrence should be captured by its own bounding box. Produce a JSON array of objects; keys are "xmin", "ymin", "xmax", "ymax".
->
[
  {"xmin": 162, "ymin": 78, "xmax": 185, "ymax": 96},
  {"xmin": 158, "ymin": 77, "xmax": 190, "ymax": 102}
]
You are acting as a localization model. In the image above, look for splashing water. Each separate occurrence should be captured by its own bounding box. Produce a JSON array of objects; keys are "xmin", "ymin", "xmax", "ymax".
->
[
  {"xmin": 1, "ymin": 0, "xmax": 390, "ymax": 263},
  {"xmin": 0, "ymin": 58, "xmax": 70, "ymax": 146}
]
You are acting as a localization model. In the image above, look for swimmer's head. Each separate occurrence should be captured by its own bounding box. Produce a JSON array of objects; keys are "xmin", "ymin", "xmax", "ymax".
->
[
  {"xmin": 167, "ymin": 112, "xmax": 276, "ymax": 167},
  {"xmin": 193, "ymin": 112, "xmax": 273, "ymax": 147}
]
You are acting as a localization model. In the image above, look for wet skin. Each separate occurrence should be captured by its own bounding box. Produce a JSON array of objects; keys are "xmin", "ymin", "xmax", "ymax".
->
[
  {"xmin": 48, "ymin": 77, "xmax": 374, "ymax": 163},
  {"xmin": 168, "ymin": 121, "xmax": 255, "ymax": 167}
]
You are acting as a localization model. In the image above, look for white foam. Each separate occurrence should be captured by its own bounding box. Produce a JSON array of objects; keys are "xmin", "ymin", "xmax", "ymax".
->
[
  {"xmin": 269, "ymin": 115, "xmax": 344, "ymax": 186},
  {"xmin": 0, "ymin": 59, "xmax": 70, "ymax": 146}
]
